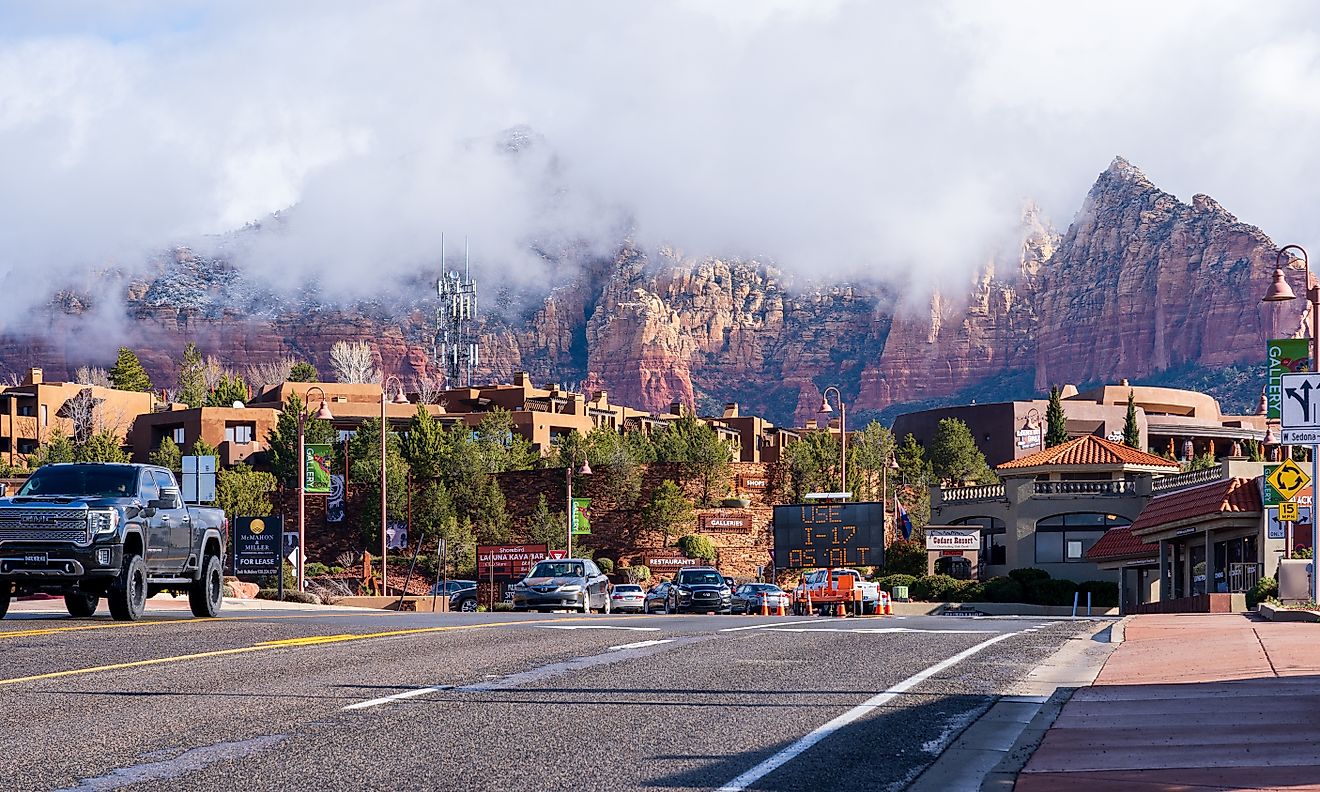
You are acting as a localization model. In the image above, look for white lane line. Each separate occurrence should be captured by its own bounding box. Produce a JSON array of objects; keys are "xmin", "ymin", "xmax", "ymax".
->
[
  {"xmin": 609, "ymin": 639, "xmax": 674, "ymax": 651},
  {"xmin": 343, "ymin": 685, "xmax": 450, "ymax": 711},
  {"xmin": 715, "ymin": 630, "xmax": 1022, "ymax": 792},
  {"xmin": 720, "ymin": 620, "xmax": 817, "ymax": 633},
  {"xmin": 766, "ymin": 627, "xmax": 988, "ymax": 635},
  {"xmin": 537, "ymin": 625, "xmax": 660, "ymax": 632}
]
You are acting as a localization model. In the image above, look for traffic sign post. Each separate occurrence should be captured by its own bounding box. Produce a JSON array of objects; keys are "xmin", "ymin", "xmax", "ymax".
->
[
  {"xmin": 1279, "ymin": 372, "xmax": 1320, "ymax": 602},
  {"xmin": 1267, "ymin": 460, "xmax": 1311, "ymax": 502}
]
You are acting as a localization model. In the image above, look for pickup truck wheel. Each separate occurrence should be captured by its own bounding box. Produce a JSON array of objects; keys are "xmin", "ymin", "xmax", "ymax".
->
[
  {"xmin": 189, "ymin": 554, "xmax": 224, "ymax": 618},
  {"xmin": 0, "ymin": 583, "xmax": 10, "ymax": 619},
  {"xmin": 108, "ymin": 554, "xmax": 148, "ymax": 621},
  {"xmin": 64, "ymin": 592, "xmax": 98, "ymax": 617}
]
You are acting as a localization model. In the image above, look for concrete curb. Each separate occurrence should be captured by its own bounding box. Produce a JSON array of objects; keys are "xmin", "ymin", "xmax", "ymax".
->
[
  {"xmin": 979, "ymin": 686, "xmax": 1077, "ymax": 791},
  {"xmin": 1258, "ymin": 602, "xmax": 1320, "ymax": 622},
  {"xmin": 1109, "ymin": 615, "xmax": 1130, "ymax": 643}
]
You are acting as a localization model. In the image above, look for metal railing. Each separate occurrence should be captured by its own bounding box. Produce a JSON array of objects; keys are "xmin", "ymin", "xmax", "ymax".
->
[
  {"xmin": 1033, "ymin": 480, "xmax": 1135, "ymax": 496},
  {"xmin": 940, "ymin": 484, "xmax": 1005, "ymax": 502},
  {"xmin": 1228, "ymin": 562, "xmax": 1263, "ymax": 594},
  {"xmin": 1152, "ymin": 463, "xmax": 1225, "ymax": 494}
]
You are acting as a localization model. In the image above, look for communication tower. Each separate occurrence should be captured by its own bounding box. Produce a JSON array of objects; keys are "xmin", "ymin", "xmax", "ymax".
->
[{"xmin": 435, "ymin": 235, "xmax": 480, "ymax": 387}]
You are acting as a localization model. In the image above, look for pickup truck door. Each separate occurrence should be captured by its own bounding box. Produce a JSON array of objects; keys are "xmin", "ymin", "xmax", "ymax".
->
[
  {"xmin": 139, "ymin": 471, "xmax": 172, "ymax": 572},
  {"xmin": 151, "ymin": 471, "xmax": 192, "ymax": 570}
]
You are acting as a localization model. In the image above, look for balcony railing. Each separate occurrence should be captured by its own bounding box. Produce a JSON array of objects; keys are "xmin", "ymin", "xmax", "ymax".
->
[
  {"xmin": 1228, "ymin": 562, "xmax": 1263, "ymax": 594},
  {"xmin": 1152, "ymin": 463, "xmax": 1225, "ymax": 494},
  {"xmin": 941, "ymin": 484, "xmax": 1005, "ymax": 503},
  {"xmin": 1033, "ymin": 480, "xmax": 1135, "ymax": 496}
]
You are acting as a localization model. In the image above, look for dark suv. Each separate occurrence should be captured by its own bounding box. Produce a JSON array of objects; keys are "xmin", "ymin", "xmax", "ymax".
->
[{"xmin": 666, "ymin": 567, "xmax": 732, "ymax": 614}]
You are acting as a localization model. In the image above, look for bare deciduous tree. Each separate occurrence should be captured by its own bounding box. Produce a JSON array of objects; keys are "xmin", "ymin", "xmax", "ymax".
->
[
  {"xmin": 202, "ymin": 356, "xmax": 228, "ymax": 392},
  {"xmin": 245, "ymin": 355, "xmax": 297, "ymax": 392},
  {"xmin": 74, "ymin": 366, "xmax": 111, "ymax": 387},
  {"xmin": 330, "ymin": 341, "xmax": 379, "ymax": 384},
  {"xmin": 411, "ymin": 374, "xmax": 446, "ymax": 405}
]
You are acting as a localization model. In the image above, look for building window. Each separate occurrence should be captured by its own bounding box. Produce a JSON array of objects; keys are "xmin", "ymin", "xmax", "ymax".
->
[
  {"xmin": 225, "ymin": 422, "xmax": 256, "ymax": 445},
  {"xmin": 39, "ymin": 404, "xmax": 47, "ymax": 427},
  {"xmin": 1034, "ymin": 513, "xmax": 1130, "ymax": 564},
  {"xmin": 171, "ymin": 427, "xmax": 186, "ymax": 445},
  {"xmin": 954, "ymin": 516, "xmax": 1007, "ymax": 565},
  {"xmin": 17, "ymin": 439, "xmax": 36, "ymax": 455}
]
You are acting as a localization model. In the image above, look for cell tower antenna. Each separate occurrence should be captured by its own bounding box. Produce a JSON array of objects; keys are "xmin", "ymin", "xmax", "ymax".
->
[{"xmin": 435, "ymin": 235, "xmax": 479, "ymax": 388}]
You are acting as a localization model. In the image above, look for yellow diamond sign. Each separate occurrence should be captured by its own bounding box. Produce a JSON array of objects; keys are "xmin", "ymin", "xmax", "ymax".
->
[{"xmin": 1268, "ymin": 460, "xmax": 1311, "ymax": 502}]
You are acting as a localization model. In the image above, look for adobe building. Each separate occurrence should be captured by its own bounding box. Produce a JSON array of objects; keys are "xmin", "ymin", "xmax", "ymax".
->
[
  {"xmin": 129, "ymin": 404, "xmax": 281, "ymax": 466},
  {"xmin": 931, "ymin": 435, "xmax": 1180, "ymax": 583},
  {"xmin": 892, "ymin": 381, "xmax": 1266, "ymax": 468},
  {"xmin": 0, "ymin": 368, "xmax": 155, "ymax": 465}
]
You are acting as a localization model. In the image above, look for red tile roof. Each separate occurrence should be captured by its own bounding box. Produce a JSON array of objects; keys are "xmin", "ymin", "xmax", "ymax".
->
[
  {"xmin": 1085, "ymin": 524, "xmax": 1153, "ymax": 562},
  {"xmin": 998, "ymin": 434, "xmax": 1181, "ymax": 471},
  {"xmin": 1129, "ymin": 477, "xmax": 1262, "ymax": 537}
]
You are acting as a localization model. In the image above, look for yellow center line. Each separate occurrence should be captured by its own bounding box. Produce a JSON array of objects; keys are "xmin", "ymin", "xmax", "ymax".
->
[{"xmin": 0, "ymin": 615, "xmax": 620, "ymax": 687}]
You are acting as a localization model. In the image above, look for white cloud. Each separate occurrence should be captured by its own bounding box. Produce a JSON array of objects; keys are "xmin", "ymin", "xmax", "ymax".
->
[{"xmin": 1, "ymin": 0, "xmax": 1319, "ymax": 325}]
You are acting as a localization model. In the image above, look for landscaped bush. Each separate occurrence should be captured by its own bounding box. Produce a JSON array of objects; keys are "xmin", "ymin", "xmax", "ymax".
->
[
  {"xmin": 951, "ymin": 581, "xmax": 986, "ymax": 602},
  {"xmin": 1247, "ymin": 576, "xmax": 1278, "ymax": 609},
  {"xmin": 596, "ymin": 557, "xmax": 615, "ymax": 575},
  {"xmin": 911, "ymin": 574, "xmax": 962, "ymax": 602},
  {"xmin": 492, "ymin": 602, "xmax": 514, "ymax": 612},
  {"xmin": 677, "ymin": 534, "xmax": 717, "ymax": 563},
  {"xmin": 256, "ymin": 589, "xmax": 322, "ymax": 605},
  {"xmin": 1008, "ymin": 567, "xmax": 1051, "ymax": 586},
  {"xmin": 881, "ymin": 539, "xmax": 927, "ymax": 577},
  {"xmin": 1076, "ymin": 580, "xmax": 1119, "ymax": 608},
  {"xmin": 620, "ymin": 565, "xmax": 651, "ymax": 583},
  {"xmin": 980, "ymin": 576, "xmax": 1025, "ymax": 603},
  {"xmin": 1027, "ymin": 577, "xmax": 1079, "ymax": 606},
  {"xmin": 876, "ymin": 574, "xmax": 917, "ymax": 594},
  {"xmin": 304, "ymin": 562, "xmax": 330, "ymax": 577}
]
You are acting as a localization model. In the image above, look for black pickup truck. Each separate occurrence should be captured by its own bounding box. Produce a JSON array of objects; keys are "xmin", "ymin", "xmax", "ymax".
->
[{"xmin": 0, "ymin": 463, "xmax": 228, "ymax": 620}]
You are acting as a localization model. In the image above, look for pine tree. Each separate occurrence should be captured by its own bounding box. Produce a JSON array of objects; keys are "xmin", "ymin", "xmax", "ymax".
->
[
  {"xmin": 204, "ymin": 373, "xmax": 250, "ymax": 407},
  {"xmin": 176, "ymin": 342, "xmax": 207, "ymax": 408},
  {"xmin": 1123, "ymin": 389, "xmax": 1140, "ymax": 449},
  {"xmin": 929, "ymin": 418, "xmax": 994, "ymax": 485},
  {"xmin": 642, "ymin": 479, "xmax": 694, "ymax": 545},
  {"xmin": 288, "ymin": 361, "xmax": 319, "ymax": 382},
  {"xmin": 149, "ymin": 436, "xmax": 182, "ymax": 472},
  {"xmin": 108, "ymin": 347, "xmax": 152, "ymax": 392},
  {"xmin": 75, "ymin": 430, "xmax": 130, "ymax": 463},
  {"xmin": 403, "ymin": 403, "xmax": 446, "ymax": 480},
  {"xmin": 1045, "ymin": 385, "xmax": 1069, "ymax": 448},
  {"xmin": 216, "ymin": 464, "xmax": 276, "ymax": 517},
  {"xmin": 266, "ymin": 394, "xmax": 335, "ymax": 485}
]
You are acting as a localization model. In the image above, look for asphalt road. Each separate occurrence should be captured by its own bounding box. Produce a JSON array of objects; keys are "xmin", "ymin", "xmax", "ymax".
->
[{"xmin": 0, "ymin": 604, "xmax": 1106, "ymax": 791}]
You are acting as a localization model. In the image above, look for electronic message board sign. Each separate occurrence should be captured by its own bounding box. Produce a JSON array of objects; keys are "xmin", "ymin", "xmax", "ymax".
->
[{"xmin": 773, "ymin": 502, "xmax": 885, "ymax": 570}]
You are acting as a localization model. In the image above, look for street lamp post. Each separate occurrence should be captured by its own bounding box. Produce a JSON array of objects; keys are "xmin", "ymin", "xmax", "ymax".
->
[
  {"xmin": 566, "ymin": 457, "xmax": 592, "ymax": 558},
  {"xmin": 819, "ymin": 387, "xmax": 847, "ymax": 498},
  {"xmin": 1261, "ymin": 244, "xmax": 1319, "ymax": 602},
  {"xmin": 380, "ymin": 375, "xmax": 409, "ymax": 595},
  {"xmin": 297, "ymin": 386, "xmax": 333, "ymax": 592}
]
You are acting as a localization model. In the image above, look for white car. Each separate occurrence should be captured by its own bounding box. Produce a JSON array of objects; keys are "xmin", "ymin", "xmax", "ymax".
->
[{"xmin": 609, "ymin": 584, "xmax": 646, "ymax": 613}]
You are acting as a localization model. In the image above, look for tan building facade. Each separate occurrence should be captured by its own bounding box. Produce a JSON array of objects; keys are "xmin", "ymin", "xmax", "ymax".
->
[{"xmin": 0, "ymin": 368, "xmax": 154, "ymax": 465}]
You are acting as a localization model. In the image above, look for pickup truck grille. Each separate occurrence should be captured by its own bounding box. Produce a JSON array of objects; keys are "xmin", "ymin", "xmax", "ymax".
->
[{"xmin": 0, "ymin": 509, "xmax": 90, "ymax": 545}]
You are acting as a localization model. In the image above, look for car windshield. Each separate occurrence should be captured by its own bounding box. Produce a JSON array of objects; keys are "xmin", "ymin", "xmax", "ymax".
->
[
  {"xmin": 679, "ymin": 571, "xmax": 724, "ymax": 585},
  {"xmin": 17, "ymin": 466, "xmax": 138, "ymax": 498},
  {"xmin": 529, "ymin": 561, "xmax": 584, "ymax": 578}
]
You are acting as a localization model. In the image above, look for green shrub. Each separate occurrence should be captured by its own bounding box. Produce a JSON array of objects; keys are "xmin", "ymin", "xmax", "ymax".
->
[
  {"xmin": 1076, "ymin": 580, "xmax": 1119, "ymax": 608},
  {"xmin": 1009, "ymin": 567, "xmax": 1051, "ymax": 586},
  {"xmin": 981, "ymin": 576, "xmax": 1025, "ymax": 603},
  {"xmin": 951, "ymin": 581, "xmax": 986, "ymax": 602},
  {"xmin": 677, "ymin": 534, "xmax": 717, "ymax": 563},
  {"xmin": 492, "ymin": 602, "xmax": 514, "ymax": 612},
  {"xmin": 304, "ymin": 562, "xmax": 330, "ymax": 577},
  {"xmin": 882, "ymin": 539, "xmax": 927, "ymax": 577},
  {"xmin": 1027, "ymin": 578, "xmax": 1078, "ymax": 606},
  {"xmin": 911, "ymin": 574, "xmax": 962, "ymax": 601},
  {"xmin": 256, "ymin": 589, "xmax": 321, "ymax": 604},
  {"xmin": 876, "ymin": 574, "xmax": 917, "ymax": 594},
  {"xmin": 621, "ymin": 565, "xmax": 651, "ymax": 583},
  {"xmin": 596, "ymin": 557, "xmax": 615, "ymax": 575},
  {"xmin": 1247, "ymin": 576, "xmax": 1278, "ymax": 609}
]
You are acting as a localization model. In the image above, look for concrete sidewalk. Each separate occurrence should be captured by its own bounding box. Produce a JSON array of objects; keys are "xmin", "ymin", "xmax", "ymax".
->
[{"xmin": 1017, "ymin": 613, "xmax": 1320, "ymax": 791}]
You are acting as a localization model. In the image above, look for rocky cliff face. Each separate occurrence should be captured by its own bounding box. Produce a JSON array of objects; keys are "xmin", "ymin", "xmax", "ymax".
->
[{"xmin": 0, "ymin": 157, "xmax": 1305, "ymax": 422}]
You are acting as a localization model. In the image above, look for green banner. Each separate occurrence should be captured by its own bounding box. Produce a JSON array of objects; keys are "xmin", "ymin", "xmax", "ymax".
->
[
  {"xmin": 571, "ymin": 497, "xmax": 591, "ymax": 534},
  {"xmin": 1268, "ymin": 339, "xmax": 1310, "ymax": 419},
  {"xmin": 1263, "ymin": 464, "xmax": 1283, "ymax": 507},
  {"xmin": 304, "ymin": 443, "xmax": 332, "ymax": 494}
]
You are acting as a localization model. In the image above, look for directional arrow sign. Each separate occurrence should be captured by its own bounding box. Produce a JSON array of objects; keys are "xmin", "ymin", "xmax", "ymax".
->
[
  {"xmin": 1268, "ymin": 459, "xmax": 1311, "ymax": 502},
  {"xmin": 1281, "ymin": 373, "xmax": 1320, "ymax": 429}
]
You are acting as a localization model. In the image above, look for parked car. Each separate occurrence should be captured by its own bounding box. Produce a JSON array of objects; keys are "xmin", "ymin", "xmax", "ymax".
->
[
  {"xmin": 644, "ymin": 581, "xmax": 672, "ymax": 613},
  {"xmin": 666, "ymin": 567, "xmax": 732, "ymax": 614},
  {"xmin": 510, "ymin": 558, "xmax": 611, "ymax": 613},
  {"xmin": 731, "ymin": 583, "xmax": 791, "ymax": 614},
  {"xmin": 450, "ymin": 586, "xmax": 478, "ymax": 612},
  {"xmin": 429, "ymin": 579, "xmax": 477, "ymax": 597},
  {"xmin": 609, "ymin": 583, "xmax": 646, "ymax": 613}
]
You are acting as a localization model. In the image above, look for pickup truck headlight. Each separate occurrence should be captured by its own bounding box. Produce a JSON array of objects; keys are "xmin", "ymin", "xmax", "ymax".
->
[{"xmin": 89, "ymin": 510, "xmax": 118, "ymax": 535}]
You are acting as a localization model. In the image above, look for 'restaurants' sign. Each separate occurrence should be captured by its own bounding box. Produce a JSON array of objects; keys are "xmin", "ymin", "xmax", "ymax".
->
[
  {"xmin": 925, "ymin": 528, "xmax": 980, "ymax": 551},
  {"xmin": 642, "ymin": 552, "xmax": 698, "ymax": 569},
  {"xmin": 737, "ymin": 474, "xmax": 769, "ymax": 491},
  {"xmin": 700, "ymin": 514, "xmax": 752, "ymax": 532}
]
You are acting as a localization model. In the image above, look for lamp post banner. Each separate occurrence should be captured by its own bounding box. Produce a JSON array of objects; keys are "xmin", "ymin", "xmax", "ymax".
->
[
  {"xmin": 1269, "ymin": 339, "xmax": 1311, "ymax": 419},
  {"xmin": 303, "ymin": 443, "xmax": 332, "ymax": 494},
  {"xmin": 571, "ymin": 497, "xmax": 591, "ymax": 535}
]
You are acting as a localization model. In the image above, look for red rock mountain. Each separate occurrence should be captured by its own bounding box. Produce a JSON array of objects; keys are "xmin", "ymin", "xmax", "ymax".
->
[{"xmin": 1, "ymin": 157, "xmax": 1306, "ymax": 423}]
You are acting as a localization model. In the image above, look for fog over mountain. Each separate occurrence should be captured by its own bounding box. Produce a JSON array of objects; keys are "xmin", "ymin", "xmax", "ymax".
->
[{"xmin": 2, "ymin": 1, "xmax": 1320, "ymax": 334}]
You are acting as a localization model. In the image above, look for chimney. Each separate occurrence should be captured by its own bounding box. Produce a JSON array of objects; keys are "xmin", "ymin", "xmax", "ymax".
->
[
  {"xmin": 669, "ymin": 401, "xmax": 684, "ymax": 416},
  {"xmin": 513, "ymin": 372, "xmax": 530, "ymax": 387},
  {"xmin": 25, "ymin": 368, "xmax": 42, "ymax": 386},
  {"xmin": 805, "ymin": 419, "xmax": 818, "ymax": 430},
  {"xmin": 592, "ymin": 390, "xmax": 608, "ymax": 405},
  {"xmin": 723, "ymin": 402, "xmax": 739, "ymax": 418}
]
